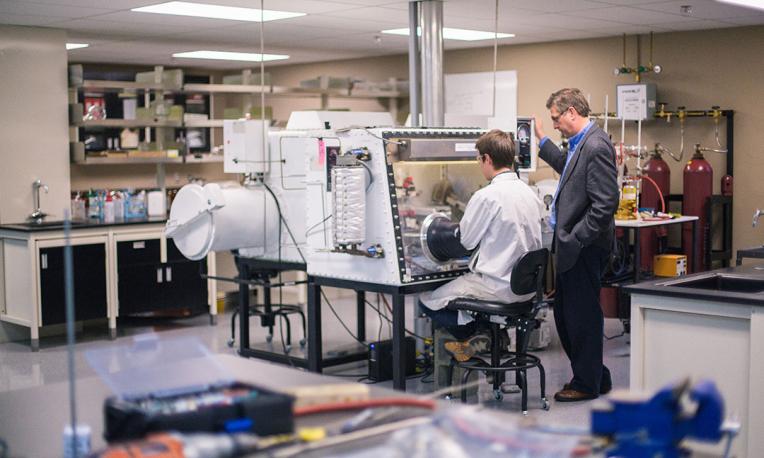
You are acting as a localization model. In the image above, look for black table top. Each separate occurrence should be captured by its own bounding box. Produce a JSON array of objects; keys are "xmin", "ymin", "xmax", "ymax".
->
[{"xmin": 0, "ymin": 216, "xmax": 167, "ymax": 233}]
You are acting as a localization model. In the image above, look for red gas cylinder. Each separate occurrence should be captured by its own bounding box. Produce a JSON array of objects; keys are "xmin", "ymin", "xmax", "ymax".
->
[
  {"xmin": 640, "ymin": 151, "xmax": 670, "ymax": 272},
  {"xmin": 682, "ymin": 148, "xmax": 713, "ymax": 272}
]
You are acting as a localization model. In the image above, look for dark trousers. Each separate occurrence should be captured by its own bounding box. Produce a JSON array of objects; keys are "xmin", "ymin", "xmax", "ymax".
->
[
  {"xmin": 554, "ymin": 245, "xmax": 612, "ymax": 395},
  {"xmin": 420, "ymin": 302, "xmax": 479, "ymax": 340}
]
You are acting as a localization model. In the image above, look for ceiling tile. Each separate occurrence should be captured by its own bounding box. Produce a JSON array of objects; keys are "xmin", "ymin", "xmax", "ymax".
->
[
  {"xmin": 0, "ymin": 1, "xmax": 117, "ymax": 18},
  {"xmin": 440, "ymin": 0, "xmax": 544, "ymax": 21},
  {"xmin": 633, "ymin": 0, "xmax": 763, "ymax": 20},
  {"xmin": 3, "ymin": 0, "xmax": 756, "ymax": 69},
  {"xmin": 655, "ymin": 19, "xmax": 741, "ymax": 31},
  {"xmin": 320, "ymin": 6, "xmax": 410, "ymax": 23},
  {"xmin": 511, "ymin": 12, "xmax": 629, "ymax": 30},
  {"xmin": 565, "ymin": 5, "xmax": 695, "ymax": 24},
  {"xmin": 0, "ymin": 13, "xmax": 70, "ymax": 26},
  {"xmin": 498, "ymin": 0, "xmax": 612, "ymax": 14},
  {"xmin": 721, "ymin": 14, "xmax": 764, "ymax": 25},
  {"xmin": 180, "ymin": 0, "xmax": 354, "ymax": 15},
  {"xmin": 325, "ymin": 0, "xmax": 410, "ymax": 6},
  {"xmin": 591, "ymin": 0, "xmax": 675, "ymax": 5},
  {"xmin": 90, "ymin": 10, "xmax": 243, "ymax": 27},
  {"xmin": 20, "ymin": 0, "xmax": 155, "ymax": 9},
  {"xmin": 281, "ymin": 12, "xmax": 402, "ymax": 31},
  {"xmin": 164, "ymin": 22, "xmax": 348, "ymax": 47},
  {"xmin": 52, "ymin": 17, "xmax": 205, "ymax": 36}
]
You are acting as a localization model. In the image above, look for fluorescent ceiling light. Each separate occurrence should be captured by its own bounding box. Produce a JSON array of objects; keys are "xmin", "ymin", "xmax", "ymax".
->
[
  {"xmin": 381, "ymin": 27, "xmax": 514, "ymax": 41},
  {"xmin": 66, "ymin": 43, "xmax": 89, "ymax": 50},
  {"xmin": 173, "ymin": 50, "xmax": 289, "ymax": 62},
  {"xmin": 132, "ymin": 1, "xmax": 305, "ymax": 22},
  {"xmin": 715, "ymin": 0, "xmax": 764, "ymax": 11}
]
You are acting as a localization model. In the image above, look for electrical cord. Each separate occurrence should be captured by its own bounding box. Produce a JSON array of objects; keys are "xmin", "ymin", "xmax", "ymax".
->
[
  {"xmin": 376, "ymin": 294, "xmax": 384, "ymax": 341},
  {"xmin": 357, "ymin": 160, "xmax": 374, "ymax": 191},
  {"xmin": 263, "ymin": 182, "xmax": 371, "ymax": 346},
  {"xmin": 259, "ymin": 178, "xmax": 298, "ymax": 368},
  {"xmin": 364, "ymin": 299, "xmax": 429, "ymax": 341},
  {"xmin": 305, "ymin": 215, "xmax": 332, "ymax": 237},
  {"xmin": 334, "ymin": 126, "xmax": 404, "ymax": 145},
  {"xmin": 323, "ymin": 290, "xmax": 367, "ymax": 345}
]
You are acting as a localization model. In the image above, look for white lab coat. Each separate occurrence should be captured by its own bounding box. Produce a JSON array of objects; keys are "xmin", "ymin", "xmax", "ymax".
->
[{"xmin": 420, "ymin": 172, "xmax": 543, "ymax": 324}]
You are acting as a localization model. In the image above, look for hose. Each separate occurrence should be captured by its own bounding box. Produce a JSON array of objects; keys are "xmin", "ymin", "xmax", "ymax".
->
[{"xmin": 640, "ymin": 174, "xmax": 665, "ymax": 213}]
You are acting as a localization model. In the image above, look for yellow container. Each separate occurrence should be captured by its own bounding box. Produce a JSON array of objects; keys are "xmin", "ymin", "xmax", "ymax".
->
[{"xmin": 653, "ymin": 254, "xmax": 687, "ymax": 277}]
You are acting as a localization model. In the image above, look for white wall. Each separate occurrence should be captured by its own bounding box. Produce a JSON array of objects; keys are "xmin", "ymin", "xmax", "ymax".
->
[
  {"xmin": 0, "ymin": 25, "xmax": 70, "ymax": 342},
  {"xmin": 0, "ymin": 25, "xmax": 70, "ymax": 223}
]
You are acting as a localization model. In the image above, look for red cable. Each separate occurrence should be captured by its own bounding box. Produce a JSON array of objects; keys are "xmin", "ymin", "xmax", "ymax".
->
[
  {"xmin": 640, "ymin": 174, "xmax": 666, "ymax": 213},
  {"xmin": 293, "ymin": 398, "xmax": 436, "ymax": 417}
]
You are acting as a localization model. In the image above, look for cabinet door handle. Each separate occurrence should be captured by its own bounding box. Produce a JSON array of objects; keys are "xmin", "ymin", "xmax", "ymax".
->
[
  {"xmin": 165, "ymin": 267, "xmax": 172, "ymax": 282},
  {"xmin": 157, "ymin": 268, "xmax": 163, "ymax": 283},
  {"xmin": 41, "ymin": 253, "xmax": 48, "ymax": 270}
]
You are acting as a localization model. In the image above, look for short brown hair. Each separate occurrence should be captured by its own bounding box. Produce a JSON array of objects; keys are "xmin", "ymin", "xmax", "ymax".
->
[
  {"xmin": 476, "ymin": 129, "xmax": 515, "ymax": 170},
  {"xmin": 546, "ymin": 88, "xmax": 591, "ymax": 117}
]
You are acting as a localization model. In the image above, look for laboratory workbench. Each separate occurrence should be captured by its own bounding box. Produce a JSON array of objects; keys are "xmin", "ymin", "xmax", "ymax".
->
[
  {"xmin": 0, "ymin": 218, "xmax": 217, "ymax": 350},
  {"xmin": 0, "ymin": 353, "xmax": 444, "ymax": 458},
  {"xmin": 625, "ymin": 264, "xmax": 764, "ymax": 457}
]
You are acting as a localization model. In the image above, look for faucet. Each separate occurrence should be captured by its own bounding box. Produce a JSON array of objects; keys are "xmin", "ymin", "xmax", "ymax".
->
[
  {"xmin": 28, "ymin": 179, "xmax": 48, "ymax": 221},
  {"xmin": 754, "ymin": 209, "xmax": 763, "ymax": 228}
]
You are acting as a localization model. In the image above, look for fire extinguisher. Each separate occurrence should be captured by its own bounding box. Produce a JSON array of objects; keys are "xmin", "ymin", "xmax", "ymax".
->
[{"xmin": 683, "ymin": 145, "xmax": 713, "ymax": 272}]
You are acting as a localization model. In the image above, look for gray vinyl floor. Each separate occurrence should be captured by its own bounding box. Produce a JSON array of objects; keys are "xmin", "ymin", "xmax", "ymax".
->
[{"xmin": 0, "ymin": 289, "xmax": 630, "ymax": 429}]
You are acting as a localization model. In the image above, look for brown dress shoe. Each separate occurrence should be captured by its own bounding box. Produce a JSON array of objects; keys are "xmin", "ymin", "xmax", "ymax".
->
[
  {"xmin": 554, "ymin": 388, "xmax": 598, "ymax": 402},
  {"xmin": 563, "ymin": 381, "xmax": 612, "ymax": 395}
]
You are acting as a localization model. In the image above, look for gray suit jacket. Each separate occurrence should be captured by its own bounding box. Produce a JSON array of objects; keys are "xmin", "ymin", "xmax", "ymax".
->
[{"xmin": 539, "ymin": 124, "xmax": 619, "ymax": 273}]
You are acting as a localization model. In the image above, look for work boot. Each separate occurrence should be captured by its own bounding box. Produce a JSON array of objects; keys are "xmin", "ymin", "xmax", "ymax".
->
[
  {"xmin": 443, "ymin": 333, "xmax": 491, "ymax": 362},
  {"xmin": 433, "ymin": 327, "xmax": 478, "ymax": 398}
]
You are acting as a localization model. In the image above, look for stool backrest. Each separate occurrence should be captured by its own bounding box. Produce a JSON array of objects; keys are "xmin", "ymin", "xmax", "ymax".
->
[{"xmin": 510, "ymin": 248, "xmax": 549, "ymax": 297}]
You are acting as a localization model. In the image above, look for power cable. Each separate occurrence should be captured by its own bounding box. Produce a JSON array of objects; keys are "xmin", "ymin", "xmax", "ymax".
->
[
  {"xmin": 365, "ymin": 300, "xmax": 428, "ymax": 342},
  {"xmin": 263, "ymin": 182, "xmax": 368, "ymax": 347}
]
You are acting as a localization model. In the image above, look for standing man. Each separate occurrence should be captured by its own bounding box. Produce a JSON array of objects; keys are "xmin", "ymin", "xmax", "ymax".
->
[{"xmin": 534, "ymin": 88, "xmax": 618, "ymax": 402}]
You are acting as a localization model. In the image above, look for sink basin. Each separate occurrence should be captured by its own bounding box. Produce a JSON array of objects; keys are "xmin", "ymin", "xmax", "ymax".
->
[{"xmin": 664, "ymin": 274, "xmax": 764, "ymax": 293}]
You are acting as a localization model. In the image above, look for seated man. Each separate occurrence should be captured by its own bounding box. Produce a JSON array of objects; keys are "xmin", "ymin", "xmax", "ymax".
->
[{"xmin": 420, "ymin": 129, "xmax": 543, "ymax": 364}]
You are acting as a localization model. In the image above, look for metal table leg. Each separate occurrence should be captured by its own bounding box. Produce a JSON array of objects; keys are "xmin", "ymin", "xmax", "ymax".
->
[
  {"xmin": 392, "ymin": 293, "xmax": 406, "ymax": 391},
  {"xmin": 238, "ymin": 263, "xmax": 250, "ymax": 356},
  {"xmin": 356, "ymin": 291, "xmax": 366, "ymax": 342},
  {"xmin": 692, "ymin": 220, "xmax": 699, "ymax": 273},
  {"xmin": 307, "ymin": 280, "xmax": 323, "ymax": 373},
  {"xmin": 633, "ymin": 227, "xmax": 641, "ymax": 282}
]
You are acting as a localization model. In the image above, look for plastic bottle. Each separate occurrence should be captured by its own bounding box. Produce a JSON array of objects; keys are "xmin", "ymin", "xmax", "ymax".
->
[
  {"xmin": 71, "ymin": 193, "xmax": 86, "ymax": 220},
  {"xmin": 112, "ymin": 191, "xmax": 125, "ymax": 220},
  {"xmin": 87, "ymin": 189, "xmax": 99, "ymax": 218},
  {"xmin": 103, "ymin": 194, "xmax": 115, "ymax": 223},
  {"xmin": 97, "ymin": 190, "xmax": 105, "ymax": 220}
]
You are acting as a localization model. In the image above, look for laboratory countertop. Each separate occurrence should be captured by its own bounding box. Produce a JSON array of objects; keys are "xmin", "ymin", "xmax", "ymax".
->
[
  {"xmin": 625, "ymin": 264, "xmax": 764, "ymax": 306},
  {"xmin": 0, "ymin": 216, "xmax": 167, "ymax": 233},
  {"xmin": 0, "ymin": 354, "xmax": 407, "ymax": 458}
]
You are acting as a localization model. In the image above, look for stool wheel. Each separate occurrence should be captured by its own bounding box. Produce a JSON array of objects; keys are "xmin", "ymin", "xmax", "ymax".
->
[
  {"xmin": 227, "ymin": 339, "xmax": 235, "ymax": 348},
  {"xmin": 541, "ymin": 398, "xmax": 550, "ymax": 411},
  {"xmin": 493, "ymin": 389, "xmax": 504, "ymax": 401},
  {"xmin": 265, "ymin": 334, "xmax": 273, "ymax": 343}
]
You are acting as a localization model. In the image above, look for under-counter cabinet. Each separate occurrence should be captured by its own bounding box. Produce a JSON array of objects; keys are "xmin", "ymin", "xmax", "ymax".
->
[
  {"xmin": 39, "ymin": 242, "xmax": 108, "ymax": 326},
  {"xmin": 0, "ymin": 220, "xmax": 216, "ymax": 350},
  {"xmin": 115, "ymin": 237, "xmax": 207, "ymax": 316}
]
